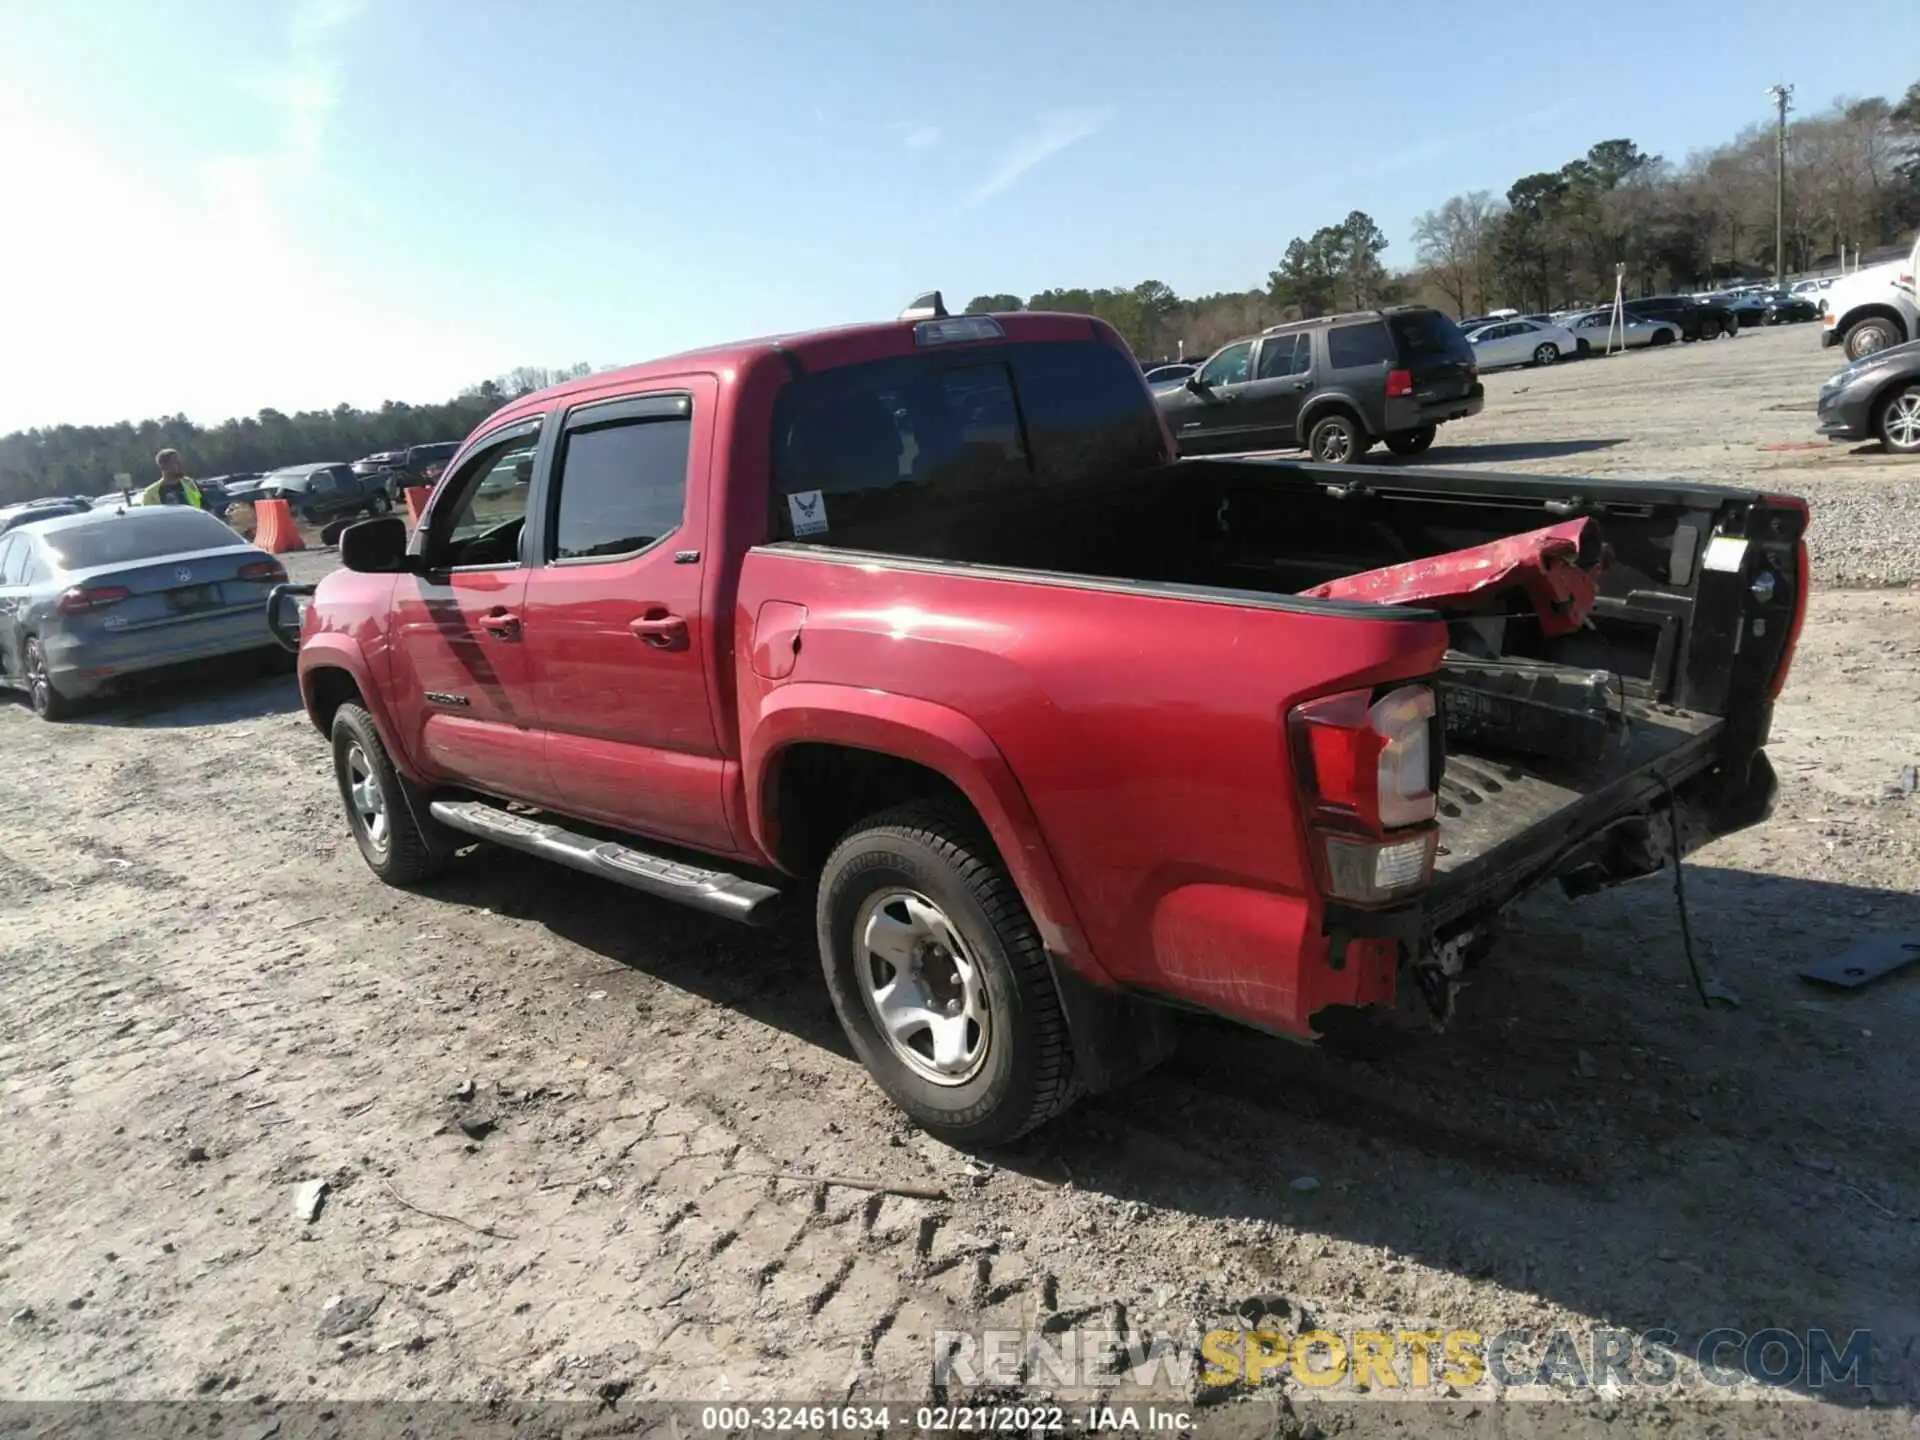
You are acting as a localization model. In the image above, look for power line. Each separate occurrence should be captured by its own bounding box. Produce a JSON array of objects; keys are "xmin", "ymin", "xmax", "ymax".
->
[{"xmin": 1767, "ymin": 84, "xmax": 1794, "ymax": 282}]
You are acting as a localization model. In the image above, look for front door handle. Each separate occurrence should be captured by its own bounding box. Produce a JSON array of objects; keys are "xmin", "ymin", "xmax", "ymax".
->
[
  {"xmin": 630, "ymin": 610, "xmax": 688, "ymax": 649},
  {"xmin": 479, "ymin": 609, "xmax": 521, "ymax": 639}
]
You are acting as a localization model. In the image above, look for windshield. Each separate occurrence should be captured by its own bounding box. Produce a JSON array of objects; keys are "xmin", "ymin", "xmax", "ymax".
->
[{"xmin": 39, "ymin": 511, "xmax": 239, "ymax": 569}]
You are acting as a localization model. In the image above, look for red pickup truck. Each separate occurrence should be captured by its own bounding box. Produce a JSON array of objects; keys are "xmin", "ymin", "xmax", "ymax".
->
[{"xmin": 281, "ymin": 297, "xmax": 1808, "ymax": 1144}]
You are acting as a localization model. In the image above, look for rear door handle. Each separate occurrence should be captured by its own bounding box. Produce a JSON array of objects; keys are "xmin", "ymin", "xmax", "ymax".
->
[
  {"xmin": 479, "ymin": 610, "xmax": 521, "ymax": 639},
  {"xmin": 630, "ymin": 610, "xmax": 688, "ymax": 649}
]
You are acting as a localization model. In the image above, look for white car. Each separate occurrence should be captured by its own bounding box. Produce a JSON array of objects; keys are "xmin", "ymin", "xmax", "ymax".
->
[
  {"xmin": 1463, "ymin": 318, "xmax": 1582, "ymax": 369},
  {"xmin": 1564, "ymin": 310, "xmax": 1683, "ymax": 351}
]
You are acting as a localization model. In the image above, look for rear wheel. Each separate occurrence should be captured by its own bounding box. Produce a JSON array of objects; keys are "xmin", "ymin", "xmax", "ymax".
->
[
  {"xmin": 1307, "ymin": 410, "xmax": 1371, "ymax": 464},
  {"xmin": 1877, "ymin": 384, "xmax": 1920, "ymax": 454},
  {"xmin": 331, "ymin": 702, "xmax": 452, "ymax": 885},
  {"xmin": 1384, "ymin": 426, "xmax": 1436, "ymax": 456},
  {"xmin": 817, "ymin": 803, "xmax": 1076, "ymax": 1144},
  {"xmin": 1532, "ymin": 342, "xmax": 1560, "ymax": 366},
  {"xmin": 23, "ymin": 637, "xmax": 70, "ymax": 721}
]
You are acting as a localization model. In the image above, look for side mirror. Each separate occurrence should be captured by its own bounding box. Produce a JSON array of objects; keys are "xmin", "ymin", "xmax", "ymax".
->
[
  {"xmin": 339, "ymin": 514, "xmax": 412, "ymax": 573},
  {"xmin": 1184, "ymin": 373, "xmax": 1209, "ymax": 394}
]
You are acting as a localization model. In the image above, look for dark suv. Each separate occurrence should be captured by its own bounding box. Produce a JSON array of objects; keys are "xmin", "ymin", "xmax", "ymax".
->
[
  {"xmin": 1624, "ymin": 295, "xmax": 1737, "ymax": 341},
  {"xmin": 1154, "ymin": 307, "xmax": 1483, "ymax": 462}
]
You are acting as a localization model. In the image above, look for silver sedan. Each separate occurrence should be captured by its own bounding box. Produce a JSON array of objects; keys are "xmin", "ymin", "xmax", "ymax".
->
[
  {"xmin": 1564, "ymin": 309, "xmax": 1683, "ymax": 351},
  {"xmin": 0, "ymin": 506, "xmax": 287, "ymax": 719}
]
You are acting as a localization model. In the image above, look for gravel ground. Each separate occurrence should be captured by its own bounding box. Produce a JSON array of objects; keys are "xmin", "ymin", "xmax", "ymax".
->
[{"xmin": 1, "ymin": 328, "xmax": 1916, "ymax": 1438}]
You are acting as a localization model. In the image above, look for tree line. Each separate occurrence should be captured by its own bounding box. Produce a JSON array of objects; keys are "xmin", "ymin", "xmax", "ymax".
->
[
  {"xmin": 965, "ymin": 80, "xmax": 1920, "ymax": 359},
  {"xmin": 5, "ymin": 81, "xmax": 1915, "ymax": 503},
  {"xmin": 0, "ymin": 365, "xmax": 598, "ymax": 507}
]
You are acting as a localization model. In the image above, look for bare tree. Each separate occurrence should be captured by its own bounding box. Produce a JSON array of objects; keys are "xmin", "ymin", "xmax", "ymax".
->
[{"xmin": 1411, "ymin": 192, "xmax": 1500, "ymax": 316}]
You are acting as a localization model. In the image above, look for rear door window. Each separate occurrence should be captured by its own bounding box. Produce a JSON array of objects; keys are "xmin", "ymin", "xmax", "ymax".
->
[
  {"xmin": 0, "ymin": 537, "xmax": 25, "ymax": 585},
  {"xmin": 1327, "ymin": 321, "xmax": 1394, "ymax": 369},
  {"xmin": 548, "ymin": 405, "xmax": 693, "ymax": 561},
  {"xmin": 1255, "ymin": 333, "xmax": 1309, "ymax": 379}
]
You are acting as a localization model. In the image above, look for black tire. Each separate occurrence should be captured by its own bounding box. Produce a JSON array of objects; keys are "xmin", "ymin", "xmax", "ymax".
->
[
  {"xmin": 330, "ymin": 702, "xmax": 452, "ymax": 886},
  {"xmin": 1306, "ymin": 410, "xmax": 1371, "ymax": 465},
  {"xmin": 1650, "ymin": 328, "xmax": 1674, "ymax": 346},
  {"xmin": 1695, "ymin": 323, "xmax": 1715, "ymax": 341},
  {"xmin": 1531, "ymin": 342, "xmax": 1561, "ymax": 366},
  {"xmin": 1877, "ymin": 383, "xmax": 1920, "ymax": 455},
  {"xmin": 1576, "ymin": 337, "xmax": 1592, "ymax": 357},
  {"xmin": 1722, "ymin": 317, "xmax": 1739, "ymax": 338},
  {"xmin": 23, "ymin": 637, "xmax": 71, "ymax": 721},
  {"xmin": 1844, "ymin": 317, "xmax": 1901, "ymax": 362},
  {"xmin": 1384, "ymin": 426, "xmax": 1436, "ymax": 457},
  {"xmin": 817, "ymin": 803, "xmax": 1075, "ymax": 1144}
]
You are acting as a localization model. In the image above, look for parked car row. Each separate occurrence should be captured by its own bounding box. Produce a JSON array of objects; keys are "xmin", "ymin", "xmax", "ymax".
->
[{"xmin": 348, "ymin": 442, "xmax": 461, "ymax": 499}]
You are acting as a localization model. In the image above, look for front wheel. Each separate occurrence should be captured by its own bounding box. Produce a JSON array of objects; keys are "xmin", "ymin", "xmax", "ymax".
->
[
  {"xmin": 1532, "ymin": 342, "xmax": 1560, "ymax": 366},
  {"xmin": 1384, "ymin": 426, "xmax": 1436, "ymax": 457},
  {"xmin": 817, "ymin": 804, "xmax": 1076, "ymax": 1144},
  {"xmin": 23, "ymin": 637, "xmax": 70, "ymax": 721},
  {"xmin": 1307, "ymin": 411, "xmax": 1371, "ymax": 464},
  {"xmin": 1845, "ymin": 317, "xmax": 1901, "ymax": 361},
  {"xmin": 331, "ymin": 702, "xmax": 452, "ymax": 885},
  {"xmin": 1650, "ymin": 329, "xmax": 1674, "ymax": 346},
  {"xmin": 1878, "ymin": 384, "xmax": 1920, "ymax": 454}
]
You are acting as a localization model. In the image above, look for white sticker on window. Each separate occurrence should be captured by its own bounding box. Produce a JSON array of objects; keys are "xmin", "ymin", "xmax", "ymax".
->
[
  {"xmin": 787, "ymin": 489, "xmax": 829, "ymax": 537},
  {"xmin": 1701, "ymin": 535, "xmax": 1748, "ymax": 574}
]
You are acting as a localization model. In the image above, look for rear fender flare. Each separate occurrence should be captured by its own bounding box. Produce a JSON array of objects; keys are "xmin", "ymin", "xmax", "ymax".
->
[
  {"xmin": 1298, "ymin": 393, "xmax": 1367, "ymax": 438},
  {"xmin": 745, "ymin": 683, "xmax": 1103, "ymax": 980}
]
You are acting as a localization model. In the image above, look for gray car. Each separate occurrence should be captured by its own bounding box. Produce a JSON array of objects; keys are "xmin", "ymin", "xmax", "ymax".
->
[{"xmin": 0, "ymin": 507, "xmax": 288, "ymax": 719}]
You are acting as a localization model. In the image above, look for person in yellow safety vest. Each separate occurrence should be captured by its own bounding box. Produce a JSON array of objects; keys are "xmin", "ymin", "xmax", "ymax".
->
[{"xmin": 140, "ymin": 449, "xmax": 204, "ymax": 508}]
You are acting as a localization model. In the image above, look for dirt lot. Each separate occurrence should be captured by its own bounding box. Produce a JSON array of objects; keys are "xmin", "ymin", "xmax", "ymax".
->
[{"xmin": 1, "ymin": 325, "xmax": 1916, "ymax": 1436}]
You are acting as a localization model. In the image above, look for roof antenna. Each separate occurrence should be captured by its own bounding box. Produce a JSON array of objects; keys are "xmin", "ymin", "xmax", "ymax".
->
[{"xmin": 899, "ymin": 291, "xmax": 948, "ymax": 321}]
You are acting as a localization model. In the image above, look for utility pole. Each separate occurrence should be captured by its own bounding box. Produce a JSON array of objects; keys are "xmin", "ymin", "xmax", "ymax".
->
[{"xmin": 1767, "ymin": 84, "xmax": 1793, "ymax": 282}]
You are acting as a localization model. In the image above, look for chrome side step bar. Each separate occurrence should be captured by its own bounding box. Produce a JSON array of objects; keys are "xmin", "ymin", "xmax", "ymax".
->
[{"xmin": 429, "ymin": 799, "xmax": 785, "ymax": 926}]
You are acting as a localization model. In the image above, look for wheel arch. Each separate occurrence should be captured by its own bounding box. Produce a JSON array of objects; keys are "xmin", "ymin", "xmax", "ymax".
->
[
  {"xmin": 1298, "ymin": 393, "xmax": 1367, "ymax": 438},
  {"xmin": 745, "ymin": 684, "xmax": 1100, "ymax": 980},
  {"xmin": 298, "ymin": 639, "xmax": 413, "ymax": 777},
  {"xmin": 1842, "ymin": 305, "xmax": 1910, "ymax": 344}
]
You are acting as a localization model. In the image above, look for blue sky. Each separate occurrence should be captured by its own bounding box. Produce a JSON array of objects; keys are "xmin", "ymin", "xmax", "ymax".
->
[{"xmin": 0, "ymin": 0, "xmax": 1914, "ymax": 431}]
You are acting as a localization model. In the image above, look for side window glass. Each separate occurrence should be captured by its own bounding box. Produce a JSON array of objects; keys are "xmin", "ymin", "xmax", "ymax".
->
[
  {"xmin": 1256, "ymin": 334, "xmax": 1306, "ymax": 380},
  {"xmin": 0, "ymin": 538, "xmax": 22, "ymax": 585},
  {"xmin": 1198, "ymin": 341, "xmax": 1253, "ymax": 388},
  {"xmin": 431, "ymin": 431, "xmax": 540, "ymax": 569},
  {"xmin": 1327, "ymin": 322, "xmax": 1393, "ymax": 368},
  {"xmin": 551, "ymin": 413, "xmax": 693, "ymax": 562}
]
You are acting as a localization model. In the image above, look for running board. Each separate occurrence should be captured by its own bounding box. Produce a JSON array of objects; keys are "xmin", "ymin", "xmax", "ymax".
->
[{"xmin": 429, "ymin": 799, "xmax": 785, "ymax": 926}]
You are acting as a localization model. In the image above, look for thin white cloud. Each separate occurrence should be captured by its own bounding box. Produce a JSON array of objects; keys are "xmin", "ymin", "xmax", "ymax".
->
[
  {"xmin": 904, "ymin": 124, "xmax": 941, "ymax": 151},
  {"xmin": 961, "ymin": 107, "xmax": 1113, "ymax": 210}
]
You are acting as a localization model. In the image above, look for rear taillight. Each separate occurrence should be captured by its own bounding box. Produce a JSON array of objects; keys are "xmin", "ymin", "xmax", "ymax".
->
[
  {"xmin": 1386, "ymin": 368, "xmax": 1414, "ymax": 398},
  {"xmin": 1761, "ymin": 496, "xmax": 1811, "ymax": 701},
  {"xmin": 239, "ymin": 560, "xmax": 287, "ymax": 583},
  {"xmin": 57, "ymin": 585, "xmax": 131, "ymax": 615},
  {"xmin": 1289, "ymin": 683, "xmax": 1438, "ymax": 905}
]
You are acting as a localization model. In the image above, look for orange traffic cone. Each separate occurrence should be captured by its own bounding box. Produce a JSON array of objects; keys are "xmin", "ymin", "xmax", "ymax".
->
[
  {"xmin": 404, "ymin": 486, "xmax": 432, "ymax": 528},
  {"xmin": 252, "ymin": 497, "xmax": 307, "ymax": 554}
]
